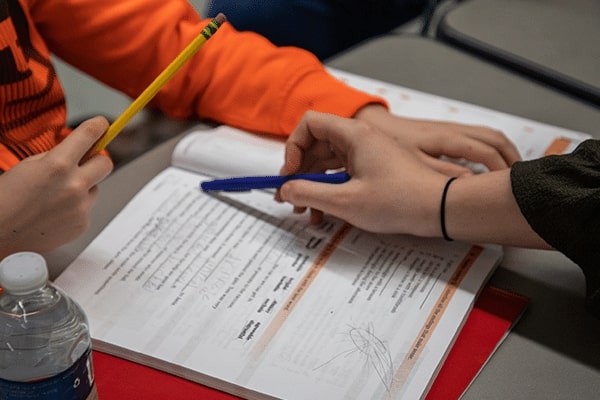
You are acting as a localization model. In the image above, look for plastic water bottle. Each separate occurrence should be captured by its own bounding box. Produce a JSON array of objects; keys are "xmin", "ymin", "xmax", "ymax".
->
[{"xmin": 0, "ymin": 252, "xmax": 98, "ymax": 399}]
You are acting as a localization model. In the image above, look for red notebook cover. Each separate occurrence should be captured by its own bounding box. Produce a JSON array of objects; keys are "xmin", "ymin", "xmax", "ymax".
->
[{"xmin": 93, "ymin": 285, "xmax": 528, "ymax": 400}]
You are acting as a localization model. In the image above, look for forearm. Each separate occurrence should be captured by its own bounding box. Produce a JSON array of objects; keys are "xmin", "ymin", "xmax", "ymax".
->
[
  {"xmin": 443, "ymin": 170, "xmax": 551, "ymax": 249},
  {"xmin": 32, "ymin": 0, "xmax": 383, "ymax": 136}
]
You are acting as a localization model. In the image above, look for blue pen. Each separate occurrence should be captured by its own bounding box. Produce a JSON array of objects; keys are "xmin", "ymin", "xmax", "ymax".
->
[{"xmin": 200, "ymin": 171, "xmax": 351, "ymax": 192}]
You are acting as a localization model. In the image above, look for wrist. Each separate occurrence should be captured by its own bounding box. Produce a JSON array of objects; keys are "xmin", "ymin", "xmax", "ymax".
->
[
  {"xmin": 399, "ymin": 175, "xmax": 449, "ymax": 238},
  {"xmin": 441, "ymin": 170, "xmax": 548, "ymax": 247},
  {"xmin": 442, "ymin": 175, "xmax": 478, "ymax": 243}
]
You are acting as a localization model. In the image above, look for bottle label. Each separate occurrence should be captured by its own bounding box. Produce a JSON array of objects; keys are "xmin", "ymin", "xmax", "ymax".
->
[{"xmin": 0, "ymin": 347, "xmax": 96, "ymax": 400}]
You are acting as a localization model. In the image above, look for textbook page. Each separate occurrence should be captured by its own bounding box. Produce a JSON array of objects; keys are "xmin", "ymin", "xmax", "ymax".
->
[
  {"xmin": 171, "ymin": 125, "xmax": 284, "ymax": 178},
  {"xmin": 56, "ymin": 166, "xmax": 502, "ymax": 400}
]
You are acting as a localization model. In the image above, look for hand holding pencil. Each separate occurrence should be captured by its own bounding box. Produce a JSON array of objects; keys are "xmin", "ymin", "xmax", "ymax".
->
[{"xmin": 94, "ymin": 13, "xmax": 227, "ymax": 152}]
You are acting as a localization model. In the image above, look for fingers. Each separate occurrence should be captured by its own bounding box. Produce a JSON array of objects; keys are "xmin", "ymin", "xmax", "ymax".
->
[
  {"xmin": 279, "ymin": 179, "xmax": 348, "ymax": 222},
  {"xmin": 53, "ymin": 116, "xmax": 109, "ymax": 163},
  {"xmin": 411, "ymin": 126, "xmax": 520, "ymax": 171},
  {"xmin": 464, "ymin": 127, "xmax": 521, "ymax": 166},
  {"xmin": 420, "ymin": 155, "xmax": 474, "ymax": 177},
  {"xmin": 435, "ymin": 136, "xmax": 510, "ymax": 171},
  {"xmin": 80, "ymin": 152, "xmax": 114, "ymax": 189},
  {"xmin": 373, "ymin": 115, "xmax": 521, "ymax": 170},
  {"xmin": 440, "ymin": 123, "xmax": 522, "ymax": 168},
  {"xmin": 49, "ymin": 116, "xmax": 113, "ymax": 188},
  {"xmin": 309, "ymin": 208, "xmax": 325, "ymax": 226},
  {"xmin": 282, "ymin": 112, "xmax": 322, "ymax": 175},
  {"xmin": 282, "ymin": 111, "xmax": 358, "ymax": 174},
  {"xmin": 282, "ymin": 141, "xmax": 338, "ymax": 175}
]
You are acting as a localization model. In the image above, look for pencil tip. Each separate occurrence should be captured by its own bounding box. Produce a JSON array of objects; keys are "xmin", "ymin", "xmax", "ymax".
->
[{"xmin": 215, "ymin": 13, "xmax": 227, "ymax": 25}]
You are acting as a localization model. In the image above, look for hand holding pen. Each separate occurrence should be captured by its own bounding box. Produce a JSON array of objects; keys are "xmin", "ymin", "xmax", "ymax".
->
[{"xmin": 277, "ymin": 111, "xmax": 450, "ymax": 234}]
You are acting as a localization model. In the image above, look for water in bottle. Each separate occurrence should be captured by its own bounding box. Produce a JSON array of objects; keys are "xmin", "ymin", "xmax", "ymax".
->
[{"xmin": 0, "ymin": 252, "xmax": 98, "ymax": 399}]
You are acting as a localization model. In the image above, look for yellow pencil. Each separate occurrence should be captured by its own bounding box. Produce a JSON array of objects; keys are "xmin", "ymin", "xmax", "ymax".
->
[{"xmin": 95, "ymin": 13, "xmax": 227, "ymax": 151}]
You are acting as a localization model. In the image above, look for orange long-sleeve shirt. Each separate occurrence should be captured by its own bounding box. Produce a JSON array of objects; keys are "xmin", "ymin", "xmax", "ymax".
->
[{"xmin": 0, "ymin": 0, "xmax": 385, "ymax": 171}]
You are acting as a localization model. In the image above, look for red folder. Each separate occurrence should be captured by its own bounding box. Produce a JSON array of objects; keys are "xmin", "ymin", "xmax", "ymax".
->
[
  {"xmin": 425, "ymin": 286, "xmax": 528, "ymax": 399},
  {"xmin": 93, "ymin": 285, "xmax": 528, "ymax": 400}
]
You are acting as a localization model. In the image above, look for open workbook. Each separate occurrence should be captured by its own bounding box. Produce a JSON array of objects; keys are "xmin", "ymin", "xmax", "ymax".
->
[{"xmin": 55, "ymin": 69, "xmax": 591, "ymax": 400}]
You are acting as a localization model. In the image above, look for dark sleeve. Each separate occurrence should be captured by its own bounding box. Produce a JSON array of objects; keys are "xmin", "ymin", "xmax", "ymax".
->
[{"xmin": 510, "ymin": 139, "xmax": 600, "ymax": 318}]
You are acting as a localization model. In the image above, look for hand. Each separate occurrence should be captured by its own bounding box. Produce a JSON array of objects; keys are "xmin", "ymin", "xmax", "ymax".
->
[
  {"xmin": 353, "ymin": 104, "xmax": 521, "ymax": 175},
  {"xmin": 279, "ymin": 111, "xmax": 448, "ymax": 235},
  {"xmin": 0, "ymin": 117, "xmax": 113, "ymax": 259}
]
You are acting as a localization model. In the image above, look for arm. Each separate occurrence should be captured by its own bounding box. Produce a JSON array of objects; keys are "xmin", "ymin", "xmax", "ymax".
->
[
  {"xmin": 511, "ymin": 140, "xmax": 600, "ymax": 317},
  {"xmin": 30, "ymin": 0, "xmax": 382, "ymax": 135},
  {"xmin": 511, "ymin": 140, "xmax": 600, "ymax": 269},
  {"xmin": 31, "ymin": 0, "xmax": 520, "ymax": 173},
  {"xmin": 0, "ymin": 117, "xmax": 113, "ymax": 259},
  {"xmin": 444, "ymin": 170, "xmax": 549, "ymax": 248}
]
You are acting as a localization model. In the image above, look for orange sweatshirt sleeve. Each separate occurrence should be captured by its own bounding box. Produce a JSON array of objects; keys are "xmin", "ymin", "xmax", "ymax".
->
[{"xmin": 28, "ymin": 0, "xmax": 386, "ymax": 136}]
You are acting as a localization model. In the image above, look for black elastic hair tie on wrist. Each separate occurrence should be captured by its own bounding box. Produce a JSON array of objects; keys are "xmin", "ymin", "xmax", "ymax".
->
[{"xmin": 440, "ymin": 177, "xmax": 457, "ymax": 241}]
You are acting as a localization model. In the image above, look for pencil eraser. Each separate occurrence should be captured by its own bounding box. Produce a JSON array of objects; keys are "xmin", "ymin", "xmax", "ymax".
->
[{"xmin": 215, "ymin": 13, "xmax": 227, "ymax": 25}]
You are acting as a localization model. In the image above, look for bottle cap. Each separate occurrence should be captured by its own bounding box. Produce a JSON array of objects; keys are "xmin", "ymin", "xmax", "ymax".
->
[{"xmin": 0, "ymin": 252, "xmax": 49, "ymax": 295}]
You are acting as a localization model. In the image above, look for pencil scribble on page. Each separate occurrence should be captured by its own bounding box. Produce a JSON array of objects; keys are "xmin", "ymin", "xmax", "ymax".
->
[{"xmin": 313, "ymin": 323, "xmax": 394, "ymax": 392}]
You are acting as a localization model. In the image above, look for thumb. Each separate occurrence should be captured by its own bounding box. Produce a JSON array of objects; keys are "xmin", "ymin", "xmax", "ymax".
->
[{"xmin": 279, "ymin": 179, "xmax": 347, "ymax": 218}]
